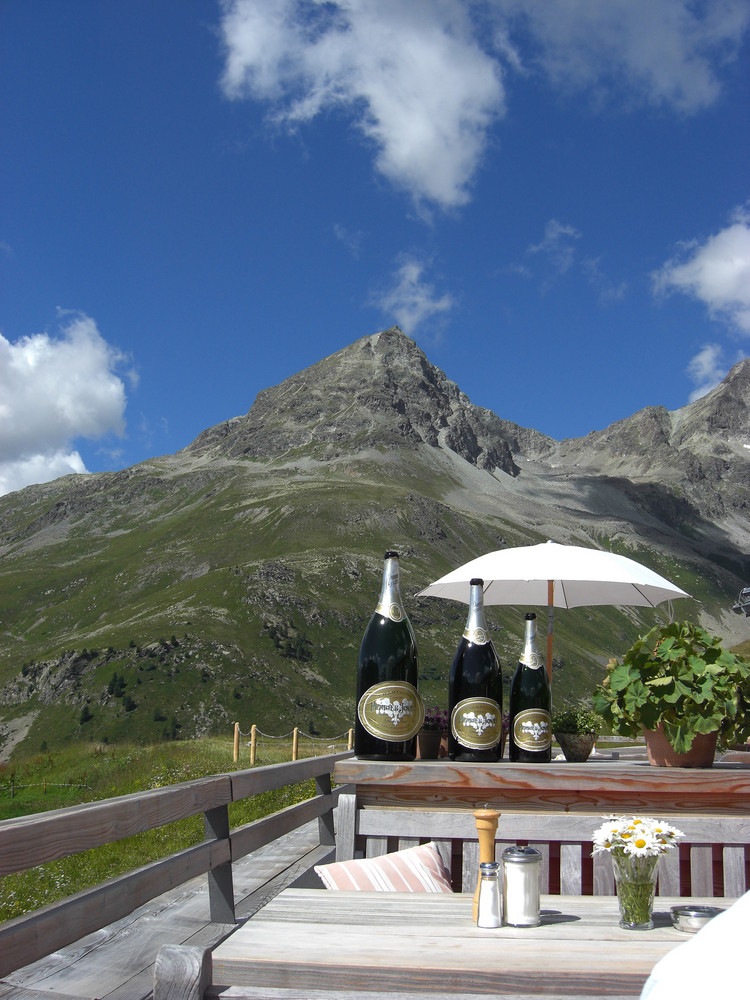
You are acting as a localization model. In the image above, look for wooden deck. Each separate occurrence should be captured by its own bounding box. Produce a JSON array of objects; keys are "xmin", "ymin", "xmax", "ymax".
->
[
  {"xmin": 1, "ymin": 750, "xmax": 748, "ymax": 1000},
  {"xmin": 0, "ymin": 820, "xmax": 329, "ymax": 1000}
]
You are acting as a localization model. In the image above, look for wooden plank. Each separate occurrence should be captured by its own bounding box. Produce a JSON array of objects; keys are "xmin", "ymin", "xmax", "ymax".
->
[
  {"xmin": 593, "ymin": 852, "xmax": 614, "ymax": 895},
  {"xmin": 0, "ymin": 839, "xmax": 228, "ymax": 978},
  {"xmin": 723, "ymin": 845, "xmax": 747, "ymax": 897},
  {"xmin": 689, "ymin": 844, "xmax": 714, "ymax": 896},
  {"xmin": 333, "ymin": 759, "xmax": 750, "ymax": 814},
  {"xmin": 230, "ymin": 795, "xmax": 330, "ymax": 862},
  {"xmin": 0, "ymin": 775, "xmax": 233, "ymax": 875},
  {"xmin": 560, "ymin": 843, "xmax": 583, "ymax": 895},
  {"xmin": 153, "ymin": 944, "xmax": 211, "ymax": 1000},
  {"xmin": 229, "ymin": 753, "xmax": 351, "ymax": 801},
  {"xmin": 4, "ymin": 821, "xmax": 327, "ymax": 1000},
  {"xmin": 334, "ymin": 792, "xmax": 357, "ymax": 862},
  {"xmin": 210, "ymin": 890, "xmax": 704, "ymax": 997}
]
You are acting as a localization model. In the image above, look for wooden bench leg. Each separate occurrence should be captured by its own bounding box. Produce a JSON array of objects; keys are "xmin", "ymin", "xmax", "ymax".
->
[{"xmin": 154, "ymin": 944, "xmax": 211, "ymax": 1000}]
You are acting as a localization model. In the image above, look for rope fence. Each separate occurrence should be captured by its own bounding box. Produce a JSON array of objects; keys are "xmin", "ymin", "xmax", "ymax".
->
[{"xmin": 233, "ymin": 722, "xmax": 354, "ymax": 765}]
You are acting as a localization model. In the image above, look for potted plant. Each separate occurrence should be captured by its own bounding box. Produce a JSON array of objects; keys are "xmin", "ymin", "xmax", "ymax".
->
[
  {"xmin": 592, "ymin": 620, "xmax": 750, "ymax": 767},
  {"xmin": 417, "ymin": 706, "xmax": 449, "ymax": 759},
  {"xmin": 552, "ymin": 703, "xmax": 603, "ymax": 762}
]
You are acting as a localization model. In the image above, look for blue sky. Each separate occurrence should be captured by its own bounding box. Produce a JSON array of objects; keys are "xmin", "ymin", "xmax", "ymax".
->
[{"xmin": 1, "ymin": 0, "xmax": 749, "ymax": 496}]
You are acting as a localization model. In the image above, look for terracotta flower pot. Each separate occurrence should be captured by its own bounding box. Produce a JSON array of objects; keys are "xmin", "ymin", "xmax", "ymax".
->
[{"xmin": 643, "ymin": 724, "xmax": 718, "ymax": 768}]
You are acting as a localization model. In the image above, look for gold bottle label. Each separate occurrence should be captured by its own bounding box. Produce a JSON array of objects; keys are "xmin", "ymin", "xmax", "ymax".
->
[
  {"xmin": 512, "ymin": 708, "xmax": 551, "ymax": 751},
  {"xmin": 358, "ymin": 681, "xmax": 424, "ymax": 741},
  {"xmin": 451, "ymin": 697, "xmax": 502, "ymax": 749}
]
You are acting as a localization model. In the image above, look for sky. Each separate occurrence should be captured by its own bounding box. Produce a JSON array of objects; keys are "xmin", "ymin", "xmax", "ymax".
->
[{"xmin": 1, "ymin": 0, "xmax": 749, "ymax": 497}]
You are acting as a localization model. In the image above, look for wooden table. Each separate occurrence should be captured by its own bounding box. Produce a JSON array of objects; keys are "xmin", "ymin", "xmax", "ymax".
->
[{"xmin": 209, "ymin": 888, "xmax": 727, "ymax": 998}]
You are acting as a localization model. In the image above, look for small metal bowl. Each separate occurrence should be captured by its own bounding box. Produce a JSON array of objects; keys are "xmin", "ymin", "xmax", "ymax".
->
[{"xmin": 670, "ymin": 904, "xmax": 724, "ymax": 933}]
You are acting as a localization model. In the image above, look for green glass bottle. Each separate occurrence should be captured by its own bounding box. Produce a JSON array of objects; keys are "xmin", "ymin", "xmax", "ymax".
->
[
  {"xmin": 509, "ymin": 612, "xmax": 551, "ymax": 763},
  {"xmin": 449, "ymin": 578, "xmax": 503, "ymax": 762},
  {"xmin": 355, "ymin": 551, "xmax": 422, "ymax": 759}
]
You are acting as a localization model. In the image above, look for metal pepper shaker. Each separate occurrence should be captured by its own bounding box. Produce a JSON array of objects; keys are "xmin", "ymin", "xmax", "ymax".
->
[
  {"xmin": 502, "ymin": 846, "xmax": 542, "ymax": 926},
  {"xmin": 476, "ymin": 861, "xmax": 502, "ymax": 928}
]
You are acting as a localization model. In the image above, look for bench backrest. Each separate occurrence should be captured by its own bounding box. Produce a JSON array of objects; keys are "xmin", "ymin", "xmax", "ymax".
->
[{"xmin": 336, "ymin": 794, "xmax": 749, "ymax": 897}]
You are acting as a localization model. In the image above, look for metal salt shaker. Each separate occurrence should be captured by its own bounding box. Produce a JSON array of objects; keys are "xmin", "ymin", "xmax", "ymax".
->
[
  {"xmin": 476, "ymin": 861, "xmax": 502, "ymax": 928},
  {"xmin": 502, "ymin": 846, "xmax": 542, "ymax": 927}
]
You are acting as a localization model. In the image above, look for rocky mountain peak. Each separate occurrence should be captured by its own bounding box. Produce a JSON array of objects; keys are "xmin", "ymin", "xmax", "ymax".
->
[{"xmin": 187, "ymin": 326, "xmax": 525, "ymax": 475}]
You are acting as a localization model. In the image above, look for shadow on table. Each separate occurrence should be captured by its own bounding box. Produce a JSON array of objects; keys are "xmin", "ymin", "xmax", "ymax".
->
[{"xmin": 540, "ymin": 909, "xmax": 582, "ymax": 925}]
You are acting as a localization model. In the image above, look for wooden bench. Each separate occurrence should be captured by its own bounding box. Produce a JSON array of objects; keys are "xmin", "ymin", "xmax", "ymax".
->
[
  {"xmin": 332, "ymin": 757, "xmax": 750, "ymax": 898},
  {"xmin": 335, "ymin": 797, "xmax": 749, "ymax": 896}
]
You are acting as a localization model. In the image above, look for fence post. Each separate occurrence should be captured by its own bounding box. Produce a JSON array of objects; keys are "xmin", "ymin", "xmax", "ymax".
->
[
  {"xmin": 348, "ymin": 728, "xmax": 354, "ymax": 750},
  {"xmin": 233, "ymin": 722, "xmax": 240, "ymax": 763},
  {"xmin": 292, "ymin": 727, "xmax": 299, "ymax": 761},
  {"xmin": 316, "ymin": 771, "xmax": 336, "ymax": 847},
  {"xmin": 250, "ymin": 724, "xmax": 257, "ymax": 766},
  {"xmin": 204, "ymin": 805, "xmax": 236, "ymax": 924}
]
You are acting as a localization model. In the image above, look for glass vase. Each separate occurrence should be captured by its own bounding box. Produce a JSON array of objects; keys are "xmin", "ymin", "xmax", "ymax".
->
[{"xmin": 612, "ymin": 853, "xmax": 660, "ymax": 930}]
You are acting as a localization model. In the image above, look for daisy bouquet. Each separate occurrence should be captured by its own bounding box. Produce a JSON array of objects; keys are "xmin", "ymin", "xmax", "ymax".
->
[{"xmin": 592, "ymin": 816, "xmax": 684, "ymax": 929}]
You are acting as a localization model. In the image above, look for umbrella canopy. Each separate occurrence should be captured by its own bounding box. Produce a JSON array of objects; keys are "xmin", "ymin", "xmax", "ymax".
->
[{"xmin": 417, "ymin": 541, "xmax": 691, "ymax": 676}]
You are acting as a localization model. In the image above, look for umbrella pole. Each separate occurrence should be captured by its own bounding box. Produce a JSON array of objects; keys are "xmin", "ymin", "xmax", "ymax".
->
[{"xmin": 547, "ymin": 580, "xmax": 554, "ymax": 680}]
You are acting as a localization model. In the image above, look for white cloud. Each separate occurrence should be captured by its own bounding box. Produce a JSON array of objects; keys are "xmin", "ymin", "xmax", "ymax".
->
[
  {"xmin": 685, "ymin": 343, "xmax": 726, "ymax": 402},
  {"xmin": 333, "ymin": 223, "xmax": 364, "ymax": 259},
  {"xmin": 220, "ymin": 0, "xmax": 505, "ymax": 210},
  {"xmin": 497, "ymin": 0, "xmax": 750, "ymax": 113},
  {"xmin": 373, "ymin": 256, "xmax": 455, "ymax": 334},
  {"xmin": 219, "ymin": 1, "xmax": 749, "ymax": 211},
  {"xmin": 653, "ymin": 204, "xmax": 750, "ymax": 335},
  {"xmin": 0, "ymin": 313, "xmax": 130, "ymax": 496},
  {"xmin": 527, "ymin": 219, "xmax": 582, "ymax": 274}
]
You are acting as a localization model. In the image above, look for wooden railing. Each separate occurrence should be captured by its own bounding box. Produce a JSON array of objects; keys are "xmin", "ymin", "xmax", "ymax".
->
[{"xmin": 0, "ymin": 751, "xmax": 352, "ymax": 977}]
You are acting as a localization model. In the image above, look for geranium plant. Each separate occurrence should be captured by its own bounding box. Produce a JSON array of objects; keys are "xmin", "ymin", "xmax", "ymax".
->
[{"xmin": 592, "ymin": 620, "xmax": 750, "ymax": 754}]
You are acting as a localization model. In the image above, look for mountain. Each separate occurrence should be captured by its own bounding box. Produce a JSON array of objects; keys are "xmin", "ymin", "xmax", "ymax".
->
[{"xmin": 1, "ymin": 327, "xmax": 748, "ymax": 756}]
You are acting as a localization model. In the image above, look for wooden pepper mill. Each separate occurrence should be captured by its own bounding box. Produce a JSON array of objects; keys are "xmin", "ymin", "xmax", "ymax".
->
[{"xmin": 473, "ymin": 806, "xmax": 501, "ymax": 921}]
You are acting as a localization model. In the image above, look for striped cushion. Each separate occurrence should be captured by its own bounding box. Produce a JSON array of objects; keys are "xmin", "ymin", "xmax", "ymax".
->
[{"xmin": 315, "ymin": 842, "xmax": 453, "ymax": 892}]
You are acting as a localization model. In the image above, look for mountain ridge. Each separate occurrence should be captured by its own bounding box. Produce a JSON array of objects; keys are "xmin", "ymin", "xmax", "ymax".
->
[{"xmin": 0, "ymin": 327, "xmax": 748, "ymax": 755}]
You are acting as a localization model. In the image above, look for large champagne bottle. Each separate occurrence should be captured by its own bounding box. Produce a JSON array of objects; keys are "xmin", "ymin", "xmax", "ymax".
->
[
  {"xmin": 508, "ymin": 612, "xmax": 551, "ymax": 763},
  {"xmin": 355, "ymin": 551, "xmax": 423, "ymax": 759},
  {"xmin": 448, "ymin": 578, "xmax": 503, "ymax": 762}
]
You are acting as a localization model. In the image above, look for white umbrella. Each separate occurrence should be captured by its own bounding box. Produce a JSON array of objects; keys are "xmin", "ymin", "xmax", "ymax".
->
[{"xmin": 417, "ymin": 540, "xmax": 690, "ymax": 676}]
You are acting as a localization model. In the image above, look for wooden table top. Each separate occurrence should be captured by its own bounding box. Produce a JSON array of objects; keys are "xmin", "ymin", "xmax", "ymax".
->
[{"xmin": 210, "ymin": 889, "xmax": 727, "ymax": 997}]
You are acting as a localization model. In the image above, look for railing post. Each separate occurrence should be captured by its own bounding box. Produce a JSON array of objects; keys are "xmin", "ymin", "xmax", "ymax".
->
[
  {"xmin": 316, "ymin": 772, "xmax": 336, "ymax": 847},
  {"xmin": 233, "ymin": 722, "xmax": 240, "ymax": 763},
  {"xmin": 250, "ymin": 724, "xmax": 257, "ymax": 765},
  {"xmin": 348, "ymin": 728, "xmax": 353, "ymax": 750},
  {"xmin": 204, "ymin": 805, "xmax": 236, "ymax": 924},
  {"xmin": 292, "ymin": 727, "xmax": 299, "ymax": 761}
]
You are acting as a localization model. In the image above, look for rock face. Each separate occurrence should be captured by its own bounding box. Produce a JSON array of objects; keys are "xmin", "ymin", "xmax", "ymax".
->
[{"xmin": 187, "ymin": 327, "xmax": 549, "ymax": 476}]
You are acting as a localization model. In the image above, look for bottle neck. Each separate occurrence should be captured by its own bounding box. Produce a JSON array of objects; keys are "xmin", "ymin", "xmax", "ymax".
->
[
  {"xmin": 520, "ymin": 615, "xmax": 543, "ymax": 670},
  {"xmin": 463, "ymin": 582, "xmax": 489, "ymax": 644},
  {"xmin": 375, "ymin": 554, "xmax": 404, "ymax": 623}
]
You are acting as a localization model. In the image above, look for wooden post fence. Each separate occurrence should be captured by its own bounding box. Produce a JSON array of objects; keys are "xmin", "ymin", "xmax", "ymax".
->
[
  {"xmin": 233, "ymin": 722, "xmax": 240, "ymax": 763},
  {"xmin": 292, "ymin": 727, "xmax": 299, "ymax": 761},
  {"xmin": 250, "ymin": 724, "xmax": 257, "ymax": 766}
]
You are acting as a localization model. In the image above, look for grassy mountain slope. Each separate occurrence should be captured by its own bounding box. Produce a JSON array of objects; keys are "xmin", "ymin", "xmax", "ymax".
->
[{"xmin": 1, "ymin": 329, "xmax": 748, "ymax": 756}]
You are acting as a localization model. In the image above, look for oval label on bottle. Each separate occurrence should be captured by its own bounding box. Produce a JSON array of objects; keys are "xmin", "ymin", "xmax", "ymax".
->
[
  {"xmin": 512, "ymin": 709, "xmax": 551, "ymax": 751},
  {"xmin": 520, "ymin": 650, "xmax": 542, "ymax": 668},
  {"xmin": 358, "ymin": 682, "xmax": 424, "ymax": 741},
  {"xmin": 462, "ymin": 626, "xmax": 488, "ymax": 644},
  {"xmin": 451, "ymin": 697, "xmax": 502, "ymax": 749},
  {"xmin": 375, "ymin": 600, "xmax": 404, "ymax": 623}
]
